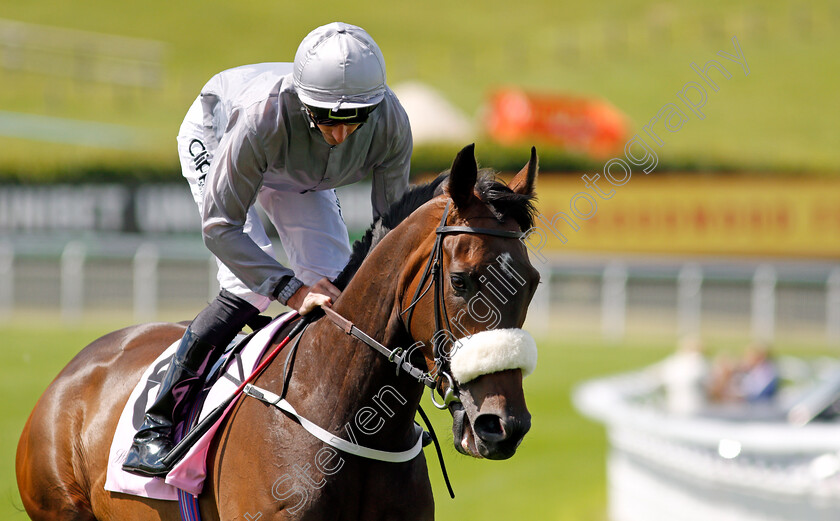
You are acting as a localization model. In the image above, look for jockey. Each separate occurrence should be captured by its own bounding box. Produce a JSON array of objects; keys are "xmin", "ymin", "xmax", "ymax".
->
[{"xmin": 122, "ymin": 22, "xmax": 412, "ymax": 477}]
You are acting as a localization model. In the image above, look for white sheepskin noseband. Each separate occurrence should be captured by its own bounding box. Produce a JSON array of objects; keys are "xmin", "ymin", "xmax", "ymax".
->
[{"xmin": 449, "ymin": 329, "xmax": 538, "ymax": 384}]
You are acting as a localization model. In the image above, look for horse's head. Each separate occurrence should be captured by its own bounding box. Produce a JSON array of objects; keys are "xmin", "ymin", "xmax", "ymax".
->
[{"xmin": 400, "ymin": 144, "xmax": 540, "ymax": 460}]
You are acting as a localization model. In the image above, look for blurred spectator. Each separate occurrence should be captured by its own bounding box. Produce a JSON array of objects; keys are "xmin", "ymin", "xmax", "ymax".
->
[
  {"xmin": 659, "ymin": 336, "xmax": 709, "ymax": 415},
  {"xmin": 707, "ymin": 352, "xmax": 738, "ymax": 403},
  {"xmin": 708, "ymin": 342, "xmax": 780, "ymax": 404},
  {"xmin": 734, "ymin": 342, "xmax": 780, "ymax": 402}
]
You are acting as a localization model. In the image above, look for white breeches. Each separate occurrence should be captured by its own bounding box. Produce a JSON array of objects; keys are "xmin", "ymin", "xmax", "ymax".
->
[{"xmin": 177, "ymin": 97, "xmax": 352, "ymax": 311}]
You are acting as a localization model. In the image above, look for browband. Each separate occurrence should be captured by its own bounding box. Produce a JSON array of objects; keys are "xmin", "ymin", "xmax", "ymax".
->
[{"xmin": 436, "ymin": 226, "xmax": 524, "ymax": 239}]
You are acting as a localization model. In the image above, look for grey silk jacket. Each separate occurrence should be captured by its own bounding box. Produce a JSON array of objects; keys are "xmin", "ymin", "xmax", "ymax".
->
[{"xmin": 193, "ymin": 63, "xmax": 412, "ymax": 301}]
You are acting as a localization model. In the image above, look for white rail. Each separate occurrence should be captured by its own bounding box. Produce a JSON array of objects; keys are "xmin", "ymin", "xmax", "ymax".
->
[
  {"xmin": 133, "ymin": 243, "xmax": 159, "ymax": 322},
  {"xmin": 1, "ymin": 237, "xmax": 838, "ymax": 340},
  {"xmin": 601, "ymin": 262, "xmax": 627, "ymax": 342},
  {"xmin": 828, "ymin": 268, "xmax": 840, "ymax": 344},
  {"xmin": 60, "ymin": 241, "xmax": 86, "ymax": 322},
  {"xmin": 0, "ymin": 241, "xmax": 12, "ymax": 319},
  {"xmin": 574, "ymin": 362, "xmax": 840, "ymax": 521},
  {"xmin": 0, "ymin": 18, "xmax": 165, "ymax": 88}
]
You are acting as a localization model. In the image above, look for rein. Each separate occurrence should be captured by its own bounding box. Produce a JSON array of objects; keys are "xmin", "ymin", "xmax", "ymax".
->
[{"xmin": 321, "ymin": 307, "xmax": 436, "ymax": 388}]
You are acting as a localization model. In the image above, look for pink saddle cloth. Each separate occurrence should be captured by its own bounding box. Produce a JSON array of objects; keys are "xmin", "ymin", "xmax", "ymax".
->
[{"xmin": 104, "ymin": 312, "xmax": 297, "ymax": 499}]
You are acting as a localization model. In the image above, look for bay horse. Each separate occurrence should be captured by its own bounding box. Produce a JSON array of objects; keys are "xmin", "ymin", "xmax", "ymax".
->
[{"xmin": 17, "ymin": 144, "xmax": 541, "ymax": 521}]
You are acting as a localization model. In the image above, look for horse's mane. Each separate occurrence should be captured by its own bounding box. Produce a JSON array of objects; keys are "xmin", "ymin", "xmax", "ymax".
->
[{"xmin": 333, "ymin": 169, "xmax": 536, "ymax": 290}]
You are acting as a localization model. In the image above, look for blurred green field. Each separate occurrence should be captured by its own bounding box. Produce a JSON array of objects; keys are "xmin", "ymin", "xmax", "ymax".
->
[
  {"xmin": 1, "ymin": 0, "xmax": 839, "ymax": 179},
  {"xmin": 0, "ymin": 319, "xmax": 666, "ymax": 520},
  {"xmin": 1, "ymin": 319, "xmax": 832, "ymax": 520}
]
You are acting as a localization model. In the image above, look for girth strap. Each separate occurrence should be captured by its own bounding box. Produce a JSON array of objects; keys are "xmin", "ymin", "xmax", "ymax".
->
[{"xmin": 243, "ymin": 384, "xmax": 426, "ymax": 463}]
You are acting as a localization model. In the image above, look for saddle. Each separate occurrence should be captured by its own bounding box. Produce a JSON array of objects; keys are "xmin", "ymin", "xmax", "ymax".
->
[{"xmin": 104, "ymin": 312, "xmax": 298, "ymax": 499}]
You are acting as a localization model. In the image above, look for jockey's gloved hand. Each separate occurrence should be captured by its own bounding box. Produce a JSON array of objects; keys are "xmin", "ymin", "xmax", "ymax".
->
[{"xmin": 288, "ymin": 277, "xmax": 341, "ymax": 315}]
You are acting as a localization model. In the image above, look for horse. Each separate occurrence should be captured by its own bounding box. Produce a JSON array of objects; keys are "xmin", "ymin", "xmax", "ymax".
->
[{"xmin": 16, "ymin": 143, "xmax": 541, "ymax": 521}]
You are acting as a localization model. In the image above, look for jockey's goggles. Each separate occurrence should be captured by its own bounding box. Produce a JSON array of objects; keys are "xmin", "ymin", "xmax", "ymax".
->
[{"xmin": 304, "ymin": 104, "xmax": 378, "ymax": 126}]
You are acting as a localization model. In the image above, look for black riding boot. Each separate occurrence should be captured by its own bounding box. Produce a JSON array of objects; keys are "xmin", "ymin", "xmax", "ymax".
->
[
  {"xmin": 122, "ymin": 289, "xmax": 260, "ymax": 477},
  {"xmin": 121, "ymin": 327, "xmax": 222, "ymax": 477}
]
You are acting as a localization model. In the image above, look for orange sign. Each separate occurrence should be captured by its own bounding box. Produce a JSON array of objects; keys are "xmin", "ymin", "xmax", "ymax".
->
[{"xmin": 484, "ymin": 89, "xmax": 629, "ymax": 158}]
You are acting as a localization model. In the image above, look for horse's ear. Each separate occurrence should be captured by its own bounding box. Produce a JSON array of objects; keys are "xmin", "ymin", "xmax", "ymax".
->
[
  {"xmin": 446, "ymin": 143, "xmax": 478, "ymax": 209},
  {"xmin": 508, "ymin": 146, "xmax": 538, "ymax": 196}
]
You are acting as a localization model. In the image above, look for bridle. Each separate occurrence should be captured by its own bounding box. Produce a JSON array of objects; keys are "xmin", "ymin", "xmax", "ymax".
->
[
  {"xmin": 398, "ymin": 200, "xmax": 525, "ymax": 409},
  {"xmin": 324, "ymin": 200, "xmax": 525, "ymax": 405},
  {"xmin": 297, "ymin": 198, "xmax": 526, "ymax": 498}
]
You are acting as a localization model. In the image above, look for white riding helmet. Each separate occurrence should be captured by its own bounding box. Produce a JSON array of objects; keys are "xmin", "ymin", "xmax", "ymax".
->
[{"xmin": 293, "ymin": 22, "xmax": 387, "ymax": 110}]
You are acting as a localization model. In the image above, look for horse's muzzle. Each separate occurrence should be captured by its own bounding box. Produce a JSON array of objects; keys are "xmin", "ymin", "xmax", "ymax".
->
[{"xmin": 472, "ymin": 412, "xmax": 531, "ymax": 460}]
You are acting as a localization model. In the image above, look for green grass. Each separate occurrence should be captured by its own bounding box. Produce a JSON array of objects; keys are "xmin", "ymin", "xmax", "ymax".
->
[
  {"xmin": 1, "ymin": 0, "xmax": 839, "ymax": 179},
  {"xmin": 0, "ymin": 319, "xmax": 665, "ymax": 520},
  {"xmin": 429, "ymin": 338, "xmax": 673, "ymax": 521},
  {"xmin": 2, "ymin": 318, "xmax": 832, "ymax": 520},
  {"xmin": 0, "ymin": 317, "xmax": 828, "ymax": 521}
]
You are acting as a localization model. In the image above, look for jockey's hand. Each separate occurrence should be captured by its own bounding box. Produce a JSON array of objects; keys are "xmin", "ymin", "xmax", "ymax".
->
[{"xmin": 287, "ymin": 278, "xmax": 341, "ymax": 315}]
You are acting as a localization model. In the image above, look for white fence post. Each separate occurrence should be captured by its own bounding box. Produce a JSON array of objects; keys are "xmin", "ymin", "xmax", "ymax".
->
[
  {"xmin": 827, "ymin": 267, "xmax": 840, "ymax": 345},
  {"xmin": 602, "ymin": 262, "xmax": 627, "ymax": 342},
  {"xmin": 751, "ymin": 264, "xmax": 776, "ymax": 343},
  {"xmin": 133, "ymin": 242, "xmax": 159, "ymax": 322},
  {"xmin": 677, "ymin": 264, "xmax": 703, "ymax": 339},
  {"xmin": 60, "ymin": 241, "xmax": 86, "ymax": 322},
  {"xmin": 0, "ymin": 241, "xmax": 13, "ymax": 320},
  {"xmin": 526, "ymin": 264, "xmax": 551, "ymax": 335}
]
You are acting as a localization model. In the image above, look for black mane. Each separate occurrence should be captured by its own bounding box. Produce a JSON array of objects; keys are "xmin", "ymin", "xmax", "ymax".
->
[{"xmin": 332, "ymin": 170, "xmax": 536, "ymax": 290}]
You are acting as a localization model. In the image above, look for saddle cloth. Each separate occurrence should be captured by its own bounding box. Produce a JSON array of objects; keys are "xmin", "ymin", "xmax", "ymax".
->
[{"xmin": 104, "ymin": 312, "xmax": 297, "ymax": 499}]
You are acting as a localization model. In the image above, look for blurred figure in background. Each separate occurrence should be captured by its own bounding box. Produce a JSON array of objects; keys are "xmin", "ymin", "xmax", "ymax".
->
[
  {"xmin": 708, "ymin": 342, "xmax": 780, "ymax": 404},
  {"xmin": 659, "ymin": 336, "xmax": 709, "ymax": 415},
  {"xmin": 707, "ymin": 351, "xmax": 737, "ymax": 403},
  {"xmin": 734, "ymin": 342, "xmax": 780, "ymax": 403}
]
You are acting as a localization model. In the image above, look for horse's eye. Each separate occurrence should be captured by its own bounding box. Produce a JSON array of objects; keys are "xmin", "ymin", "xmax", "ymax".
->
[{"xmin": 450, "ymin": 274, "xmax": 468, "ymax": 292}]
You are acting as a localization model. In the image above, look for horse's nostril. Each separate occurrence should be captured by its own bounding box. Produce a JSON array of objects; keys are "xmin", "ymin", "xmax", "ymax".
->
[{"xmin": 473, "ymin": 414, "xmax": 507, "ymax": 443}]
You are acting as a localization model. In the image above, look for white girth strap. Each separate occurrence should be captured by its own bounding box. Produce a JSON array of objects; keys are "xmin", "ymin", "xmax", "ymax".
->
[
  {"xmin": 449, "ymin": 328, "xmax": 538, "ymax": 384},
  {"xmin": 242, "ymin": 384, "xmax": 425, "ymax": 463}
]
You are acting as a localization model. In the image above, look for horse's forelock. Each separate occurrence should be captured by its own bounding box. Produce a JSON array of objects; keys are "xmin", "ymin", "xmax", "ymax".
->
[{"xmin": 473, "ymin": 171, "xmax": 537, "ymax": 231}]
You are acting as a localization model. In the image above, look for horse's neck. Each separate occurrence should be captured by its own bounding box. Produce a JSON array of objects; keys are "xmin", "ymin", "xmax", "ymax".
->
[
  {"xmin": 274, "ymin": 220, "xmax": 431, "ymax": 449},
  {"xmin": 331, "ymin": 207, "xmax": 436, "ymax": 346}
]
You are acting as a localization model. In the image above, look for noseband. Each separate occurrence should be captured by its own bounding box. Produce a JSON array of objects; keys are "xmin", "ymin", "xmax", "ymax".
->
[{"xmin": 400, "ymin": 201, "xmax": 525, "ymax": 408}]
